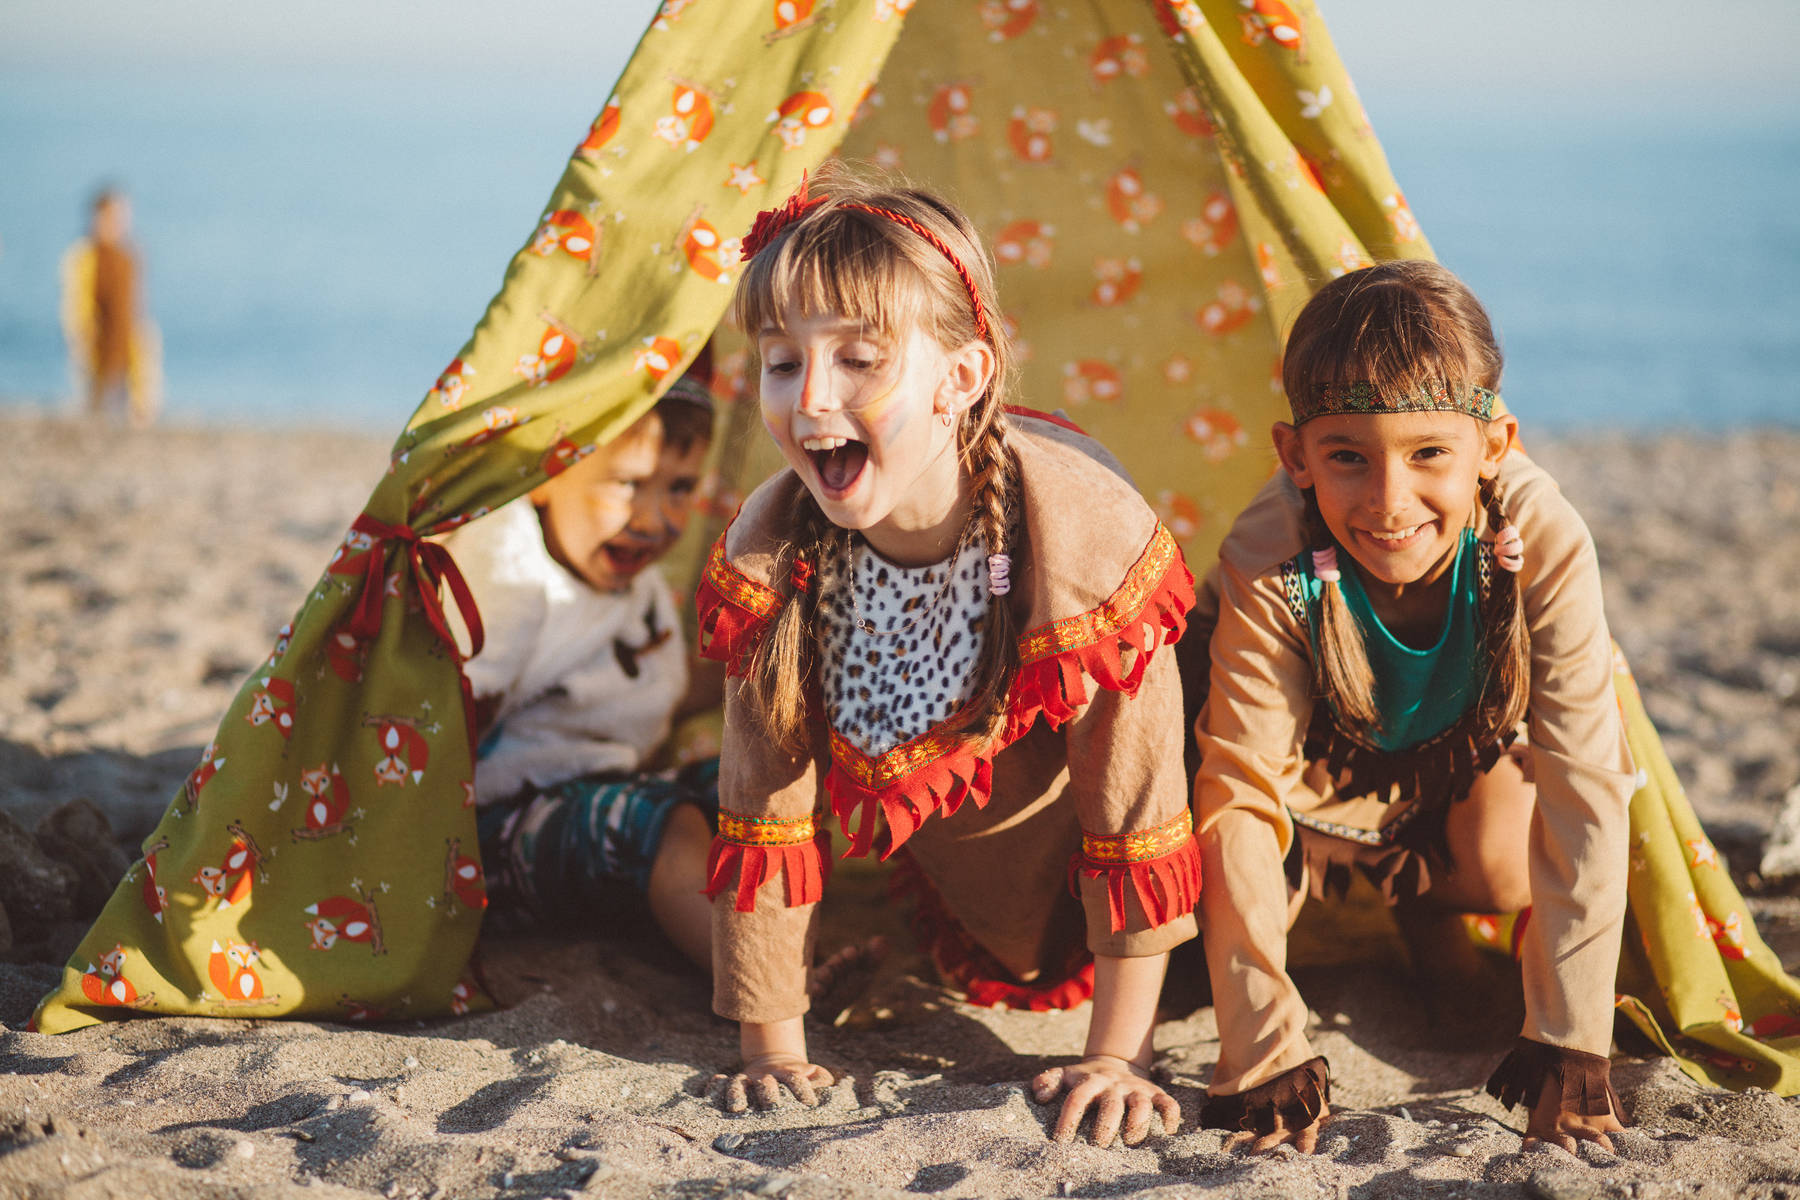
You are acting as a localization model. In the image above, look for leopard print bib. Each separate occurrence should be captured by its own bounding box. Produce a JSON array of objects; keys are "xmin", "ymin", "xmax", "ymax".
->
[{"xmin": 819, "ymin": 534, "xmax": 989, "ymax": 758}]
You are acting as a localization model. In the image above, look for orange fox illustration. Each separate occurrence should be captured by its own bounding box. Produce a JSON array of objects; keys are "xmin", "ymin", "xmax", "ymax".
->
[
  {"xmin": 245, "ymin": 675, "xmax": 296, "ymax": 739},
  {"xmin": 80, "ymin": 944, "xmax": 152, "ymax": 1008},
  {"xmin": 193, "ymin": 833, "xmax": 259, "ymax": 909},
  {"xmin": 182, "ymin": 741, "xmax": 225, "ymax": 811},
  {"xmin": 656, "ymin": 82, "xmax": 717, "ymax": 152},
  {"xmin": 428, "ymin": 357, "xmax": 477, "ymax": 411},
  {"xmin": 979, "ymin": 0, "xmax": 1038, "ymax": 41},
  {"xmin": 294, "ymin": 762, "xmax": 354, "ymax": 841},
  {"xmin": 528, "ymin": 209, "xmax": 596, "ymax": 261},
  {"xmin": 576, "ymin": 98, "xmax": 621, "ymax": 158},
  {"xmin": 770, "ymin": 90, "xmax": 833, "ymax": 150},
  {"xmin": 444, "ymin": 838, "xmax": 488, "ymax": 912},
  {"xmin": 304, "ymin": 890, "xmax": 385, "ymax": 955},
  {"xmin": 925, "ymin": 84, "xmax": 975, "ymax": 144},
  {"xmin": 208, "ymin": 939, "xmax": 269, "ymax": 1003},
  {"xmin": 367, "ymin": 714, "xmax": 430, "ymax": 787}
]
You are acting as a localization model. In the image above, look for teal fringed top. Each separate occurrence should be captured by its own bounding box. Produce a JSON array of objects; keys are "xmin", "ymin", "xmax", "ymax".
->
[{"xmin": 1296, "ymin": 528, "xmax": 1484, "ymax": 753}]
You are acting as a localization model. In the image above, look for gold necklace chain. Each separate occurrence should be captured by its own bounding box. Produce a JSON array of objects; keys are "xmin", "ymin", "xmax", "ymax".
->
[{"xmin": 848, "ymin": 525, "xmax": 974, "ymax": 639}]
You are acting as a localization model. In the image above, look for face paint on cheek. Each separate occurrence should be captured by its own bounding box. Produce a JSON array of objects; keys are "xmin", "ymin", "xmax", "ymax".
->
[{"xmin": 851, "ymin": 377, "xmax": 910, "ymax": 439}]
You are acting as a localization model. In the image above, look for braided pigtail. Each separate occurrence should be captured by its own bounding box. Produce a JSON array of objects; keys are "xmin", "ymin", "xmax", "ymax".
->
[
  {"xmin": 744, "ymin": 490, "xmax": 845, "ymax": 753},
  {"xmin": 955, "ymin": 404, "xmax": 1020, "ymax": 749},
  {"xmin": 1301, "ymin": 489, "xmax": 1382, "ymax": 737},
  {"xmin": 1475, "ymin": 475, "xmax": 1531, "ymax": 742}
]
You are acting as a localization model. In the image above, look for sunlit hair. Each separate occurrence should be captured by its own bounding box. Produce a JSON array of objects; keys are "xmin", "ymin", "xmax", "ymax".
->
[
  {"xmin": 1284, "ymin": 261, "xmax": 1529, "ymax": 746},
  {"xmin": 731, "ymin": 162, "xmax": 1020, "ymax": 753}
]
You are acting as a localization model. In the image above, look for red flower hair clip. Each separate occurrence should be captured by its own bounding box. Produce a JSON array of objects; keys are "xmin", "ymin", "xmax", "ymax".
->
[{"xmin": 742, "ymin": 175, "xmax": 825, "ymax": 262}]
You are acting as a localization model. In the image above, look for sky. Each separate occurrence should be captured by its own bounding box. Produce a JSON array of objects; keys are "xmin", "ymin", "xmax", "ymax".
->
[{"xmin": 4, "ymin": 0, "xmax": 1797, "ymax": 121}]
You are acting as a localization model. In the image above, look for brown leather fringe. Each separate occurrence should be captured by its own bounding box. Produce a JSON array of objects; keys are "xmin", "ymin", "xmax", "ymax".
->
[
  {"xmin": 1303, "ymin": 703, "xmax": 1513, "ymax": 817},
  {"xmin": 1201, "ymin": 1056, "xmax": 1331, "ymax": 1136},
  {"xmin": 1296, "ymin": 820, "xmax": 1437, "ymax": 904},
  {"xmin": 1483, "ymin": 1037, "xmax": 1624, "ymax": 1120}
]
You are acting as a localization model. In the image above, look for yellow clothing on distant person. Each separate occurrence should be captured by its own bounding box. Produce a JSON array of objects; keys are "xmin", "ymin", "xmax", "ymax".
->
[{"xmin": 61, "ymin": 235, "xmax": 161, "ymax": 426}]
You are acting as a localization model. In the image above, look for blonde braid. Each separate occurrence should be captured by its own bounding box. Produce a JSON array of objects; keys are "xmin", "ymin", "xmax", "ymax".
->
[
  {"xmin": 954, "ymin": 404, "xmax": 1020, "ymax": 749},
  {"xmin": 745, "ymin": 490, "xmax": 843, "ymax": 753}
]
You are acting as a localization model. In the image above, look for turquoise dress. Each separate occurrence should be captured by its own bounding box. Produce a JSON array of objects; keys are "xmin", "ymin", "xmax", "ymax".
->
[
  {"xmin": 1279, "ymin": 529, "xmax": 1511, "ymax": 885},
  {"xmin": 1295, "ymin": 528, "xmax": 1484, "ymax": 754}
]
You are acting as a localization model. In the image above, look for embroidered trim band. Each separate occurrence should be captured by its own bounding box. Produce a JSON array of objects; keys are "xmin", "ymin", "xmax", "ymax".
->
[
  {"xmin": 717, "ymin": 810, "xmax": 819, "ymax": 847},
  {"xmin": 1018, "ymin": 523, "xmax": 1181, "ymax": 666},
  {"xmin": 1292, "ymin": 380, "xmax": 1497, "ymax": 426},
  {"xmin": 1080, "ymin": 810, "xmax": 1194, "ymax": 865}
]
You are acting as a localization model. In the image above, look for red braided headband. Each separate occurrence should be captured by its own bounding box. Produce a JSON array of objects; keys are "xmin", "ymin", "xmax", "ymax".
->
[{"xmin": 740, "ymin": 181, "xmax": 992, "ymax": 343}]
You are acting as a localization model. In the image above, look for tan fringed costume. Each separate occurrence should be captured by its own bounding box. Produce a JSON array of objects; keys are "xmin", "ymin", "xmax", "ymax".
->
[
  {"xmin": 1189, "ymin": 449, "xmax": 1635, "ymax": 1114},
  {"xmin": 694, "ymin": 413, "xmax": 1202, "ymax": 1023}
]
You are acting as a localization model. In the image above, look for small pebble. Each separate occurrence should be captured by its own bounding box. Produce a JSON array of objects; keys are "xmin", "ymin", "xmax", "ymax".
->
[
  {"xmin": 323, "ymin": 1097, "xmax": 344, "ymax": 1112},
  {"xmin": 1269, "ymin": 1143, "xmax": 1299, "ymax": 1160},
  {"xmin": 403, "ymin": 1056, "xmax": 419, "ymax": 1069},
  {"xmin": 753, "ymin": 1175, "xmax": 795, "ymax": 1197},
  {"xmin": 348, "ymin": 1089, "xmax": 372, "ymax": 1103},
  {"xmin": 1397, "ymin": 1106, "xmax": 1413, "ymax": 1122},
  {"xmin": 501, "ymin": 1171, "xmax": 515, "ymax": 1188},
  {"xmin": 235, "ymin": 1141, "xmax": 255, "ymax": 1159},
  {"xmin": 714, "ymin": 1132, "xmax": 745, "ymax": 1153},
  {"xmin": 383, "ymin": 1183, "xmax": 399, "ymax": 1198}
]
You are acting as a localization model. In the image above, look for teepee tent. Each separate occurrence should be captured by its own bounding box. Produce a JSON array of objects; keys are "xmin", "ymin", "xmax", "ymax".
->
[{"xmin": 33, "ymin": 0, "xmax": 1800, "ymax": 1096}]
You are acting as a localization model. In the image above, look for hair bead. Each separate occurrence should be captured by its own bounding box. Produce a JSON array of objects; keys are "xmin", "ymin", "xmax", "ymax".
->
[
  {"xmin": 1493, "ymin": 525, "xmax": 1524, "ymax": 573},
  {"xmin": 986, "ymin": 553, "xmax": 1012, "ymax": 596},
  {"xmin": 1312, "ymin": 546, "xmax": 1341, "ymax": 584}
]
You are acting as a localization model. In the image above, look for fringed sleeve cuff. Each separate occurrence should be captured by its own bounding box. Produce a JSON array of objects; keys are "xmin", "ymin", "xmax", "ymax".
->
[
  {"xmin": 694, "ymin": 536, "xmax": 785, "ymax": 677},
  {"xmin": 1070, "ymin": 810, "xmax": 1203, "ymax": 934},
  {"xmin": 702, "ymin": 811, "xmax": 830, "ymax": 913},
  {"xmin": 1200, "ymin": 1056, "xmax": 1332, "ymax": 1136},
  {"xmin": 1484, "ymin": 1037, "xmax": 1623, "ymax": 1119}
]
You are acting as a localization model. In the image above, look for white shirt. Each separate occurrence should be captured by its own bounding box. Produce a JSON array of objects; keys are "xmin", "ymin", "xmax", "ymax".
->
[{"xmin": 441, "ymin": 499, "xmax": 688, "ymax": 806}]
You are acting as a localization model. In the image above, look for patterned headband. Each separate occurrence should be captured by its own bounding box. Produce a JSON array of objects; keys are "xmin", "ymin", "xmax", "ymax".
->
[
  {"xmin": 740, "ymin": 178, "xmax": 992, "ymax": 343},
  {"xmin": 1291, "ymin": 380, "xmax": 1498, "ymax": 426}
]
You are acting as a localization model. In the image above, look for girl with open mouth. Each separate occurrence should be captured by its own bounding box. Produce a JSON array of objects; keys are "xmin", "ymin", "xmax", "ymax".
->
[{"xmin": 693, "ymin": 165, "xmax": 1203, "ymax": 1150}]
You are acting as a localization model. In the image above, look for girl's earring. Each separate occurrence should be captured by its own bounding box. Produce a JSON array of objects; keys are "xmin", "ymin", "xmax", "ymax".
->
[{"xmin": 938, "ymin": 410, "xmax": 954, "ymax": 428}]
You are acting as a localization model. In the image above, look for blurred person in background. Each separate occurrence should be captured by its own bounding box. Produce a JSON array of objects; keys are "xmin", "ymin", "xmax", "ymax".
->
[{"xmin": 61, "ymin": 185, "xmax": 160, "ymax": 426}]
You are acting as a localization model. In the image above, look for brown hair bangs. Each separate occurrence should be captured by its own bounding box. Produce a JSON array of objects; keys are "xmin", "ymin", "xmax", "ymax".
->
[
  {"xmin": 733, "ymin": 204, "xmax": 931, "ymax": 354},
  {"xmin": 1281, "ymin": 260, "xmax": 1503, "ymax": 416}
]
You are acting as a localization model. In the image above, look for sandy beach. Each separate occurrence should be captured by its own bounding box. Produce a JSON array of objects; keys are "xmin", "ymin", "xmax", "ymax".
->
[{"xmin": 2, "ymin": 412, "xmax": 1798, "ymax": 1199}]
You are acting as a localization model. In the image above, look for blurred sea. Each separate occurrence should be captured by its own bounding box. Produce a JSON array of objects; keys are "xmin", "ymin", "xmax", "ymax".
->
[{"xmin": 2, "ymin": 64, "xmax": 1796, "ymax": 433}]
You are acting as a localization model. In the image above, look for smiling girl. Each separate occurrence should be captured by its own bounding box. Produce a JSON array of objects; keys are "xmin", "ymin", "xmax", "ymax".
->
[
  {"xmin": 693, "ymin": 168, "xmax": 1202, "ymax": 1147},
  {"xmin": 1190, "ymin": 261, "xmax": 1634, "ymax": 1152}
]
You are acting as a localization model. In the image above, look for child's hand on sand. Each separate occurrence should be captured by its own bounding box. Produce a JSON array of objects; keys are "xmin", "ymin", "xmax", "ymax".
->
[
  {"xmin": 712, "ymin": 1016, "xmax": 833, "ymax": 1112},
  {"xmin": 1031, "ymin": 1055, "xmax": 1181, "ymax": 1147},
  {"xmin": 1225, "ymin": 1104, "xmax": 1330, "ymax": 1154},
  {"xmin": 1523, "ymin": 1079, "xmax": 1622, "ymax": 1154},
  {"xmin": 710, "ymin": 1052, "xmax": 835, "ymax": 1112}
]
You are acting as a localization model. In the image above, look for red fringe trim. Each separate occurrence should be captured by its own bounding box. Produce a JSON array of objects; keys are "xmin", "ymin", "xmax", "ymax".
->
[
  {"xmin": 694, "ymin": 570, "xmax": 775, "ymax": 679},
  {"xmin": 825, "ymin": 753, "xmax": 992, "ymax": 860},
  {"xmin": 702, "ymin": 831, "xmax": 832, "ymax": 913},
  {"xmin": 694, "ymin": 522, "xmax": 1196, "ymax": 865},
  {"xmin": 1069, "ymin": 833, "xmax": 1204, "ymax": 933},
  {"xmin": 892, "ymin": 852, "xmax": 1096, "ymax": 1012},
  {"xmin": 830, "ymin": 541, "xmax": 1196, "ymax": 859}
]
